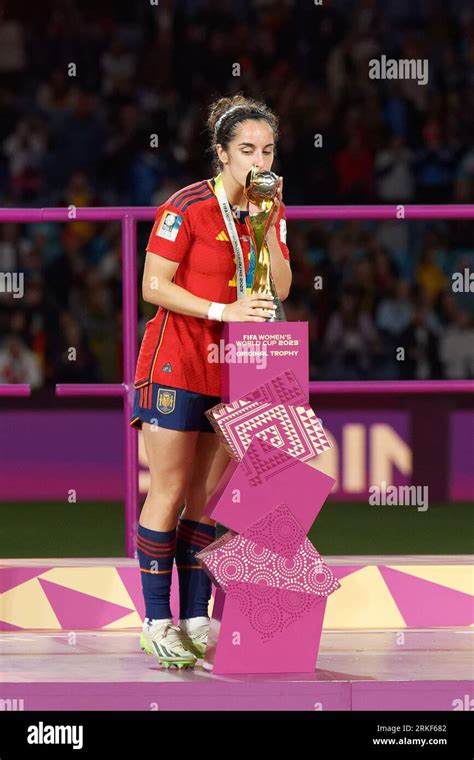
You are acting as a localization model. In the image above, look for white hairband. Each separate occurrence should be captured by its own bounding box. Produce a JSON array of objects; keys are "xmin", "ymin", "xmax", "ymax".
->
[{"xmin": 214, "ymin": 105, "xmax": 246, "ymax": 136}]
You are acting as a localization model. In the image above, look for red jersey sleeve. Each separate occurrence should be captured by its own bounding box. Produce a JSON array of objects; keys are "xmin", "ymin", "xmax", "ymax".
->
[
  {"xmin": 275, "ymin": 202, "xmax": 290, "ymax": 261},
  {"xmin": 145, "ymin": 203, "xmax": 192, "ymax": 263}
]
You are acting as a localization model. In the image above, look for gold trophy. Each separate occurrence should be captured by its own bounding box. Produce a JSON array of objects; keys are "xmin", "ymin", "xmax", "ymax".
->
[{"xmin": 244, "ymin": 165, "xmax": 286, "ymax": 322}]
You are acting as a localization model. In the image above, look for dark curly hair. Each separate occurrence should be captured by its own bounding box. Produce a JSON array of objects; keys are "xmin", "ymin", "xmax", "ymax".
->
[{"xmin": 207, "ymin": 94, "xmax": 279, "ymax": 174}]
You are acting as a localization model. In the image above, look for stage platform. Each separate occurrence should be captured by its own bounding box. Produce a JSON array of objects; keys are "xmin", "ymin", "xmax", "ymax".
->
[
  {"xmin": 1, "ymin": 628, "xmax": 472, "ymax": 711},
  {"xmin": 1, "ymin": 555, "xmax": 472, "ymax": 711},
  {"xmin": 1, "ymin": 555, "xmax": 473, "ymax": 631}
]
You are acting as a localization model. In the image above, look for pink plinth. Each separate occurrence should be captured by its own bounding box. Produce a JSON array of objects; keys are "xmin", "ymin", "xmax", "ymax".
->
[
  {"xmin": 205, "ymin": 369, "xmax": 331, "ymax": 463},
  {"xmin": 221, "ymin": 322, "xmax": 309, "ymax": 401},
  {"xmin": 204, "ymin": 435, "xmax": 335, "ymax": 534},
  {"xmin": 197, "ymin": 322, "xmax": 341, "ymax": 674},
  {"xmin": 205, "ymin": 585, "xmax": 327, "ymax": 674}
]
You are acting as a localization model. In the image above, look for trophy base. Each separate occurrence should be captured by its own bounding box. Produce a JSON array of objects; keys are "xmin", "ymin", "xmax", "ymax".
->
[{"xmin": 272, "ymin": 295, "xmax": 286, "ymax": 321}]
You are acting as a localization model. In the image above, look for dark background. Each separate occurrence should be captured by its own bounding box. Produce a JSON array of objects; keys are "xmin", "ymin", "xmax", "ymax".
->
[{"xmin": 0, "ymin": 0, "xmax": 473, "ymax": 392}]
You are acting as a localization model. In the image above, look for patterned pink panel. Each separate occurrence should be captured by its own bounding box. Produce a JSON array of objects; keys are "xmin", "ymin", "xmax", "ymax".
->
[{"xmin": 205, "ymin": 370, "xmax": 331, "ymax": 462}]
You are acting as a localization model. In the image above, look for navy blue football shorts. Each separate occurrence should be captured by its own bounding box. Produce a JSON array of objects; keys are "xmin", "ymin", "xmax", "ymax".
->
[{"xmin": 129, "ymin": 382, "xmax": 221, "ymax": 433}]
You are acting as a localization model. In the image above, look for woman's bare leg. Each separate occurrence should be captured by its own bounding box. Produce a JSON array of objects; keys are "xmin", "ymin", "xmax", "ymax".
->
[
  {"xmin": 139, "ymin": 423, "xmax": 200, "ymax": 531},
  {"xmin": 137, "ymin": 424, "xmax": 202, "ymax": 665},
  {"xmin": 181, "ymin": 431, "xmax": 232, "ymax": 523},
  {"xmin": 175, "ymin": 432, "xmax": 232, "ymax": 628}
]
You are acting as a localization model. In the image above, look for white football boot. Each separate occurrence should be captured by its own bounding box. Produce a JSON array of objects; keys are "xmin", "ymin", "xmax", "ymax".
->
[
  {"xmin": 178, "ymin": 617, "xmax": 210, "ymax": 659},
  {"xmin": 140, "ymin": 618, "xmax": 197, "ymax": 669}
]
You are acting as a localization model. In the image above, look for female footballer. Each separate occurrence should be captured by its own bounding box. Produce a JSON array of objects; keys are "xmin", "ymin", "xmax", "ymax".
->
[{"xmin": 129, "ymin": 95, "xmax": 292, "ymax": 668}]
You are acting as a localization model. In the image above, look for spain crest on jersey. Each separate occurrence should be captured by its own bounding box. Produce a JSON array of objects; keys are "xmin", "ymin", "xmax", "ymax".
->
[{"xmin": 157, "ymin": 388, "xmax": 176, "ymax": 414}]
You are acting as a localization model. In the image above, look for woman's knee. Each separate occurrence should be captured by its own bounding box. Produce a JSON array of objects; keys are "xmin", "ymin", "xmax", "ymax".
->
[
  {"xmin": 140, "ymin": 490, "xmax": 184, "ymax": 532},
  {"xmin": 184, "ymin": 480, "xmax": 215, "ymax": 512},
  {"xmin": 144, "ymin": 484, "xmax": 186, "ymax": 514}
]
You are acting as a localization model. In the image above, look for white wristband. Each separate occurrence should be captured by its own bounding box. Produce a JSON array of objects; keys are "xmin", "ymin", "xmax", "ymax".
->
[{"xmin": 207, "ymin": 301, "xmax": 226, "ymax": 321}]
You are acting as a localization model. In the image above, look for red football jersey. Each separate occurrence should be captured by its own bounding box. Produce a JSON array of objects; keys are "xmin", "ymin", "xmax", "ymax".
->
[{"xmin": 134, "ymin": 178, "xmax": 290, "ymax": 397}]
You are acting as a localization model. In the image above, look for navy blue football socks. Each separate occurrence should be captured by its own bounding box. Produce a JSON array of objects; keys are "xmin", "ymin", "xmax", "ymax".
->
[
  {"xmin": 175, "ymin": 518, "xmax": 216, "ymax": 619},
  {"xmin": 136, "ymin": 524, "xmax": 176, "ymax": 621}
]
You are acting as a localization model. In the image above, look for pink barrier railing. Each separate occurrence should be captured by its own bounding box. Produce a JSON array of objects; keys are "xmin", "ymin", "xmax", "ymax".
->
[{"xmin": 1, "ymin": 204, "xmax": 474, "ymax": 557}]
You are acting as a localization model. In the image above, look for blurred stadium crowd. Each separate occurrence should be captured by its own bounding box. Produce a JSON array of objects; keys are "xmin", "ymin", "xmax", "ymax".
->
[{"xmin": 0, "ymin": 0, "xmax": 473, "ymax": 387}]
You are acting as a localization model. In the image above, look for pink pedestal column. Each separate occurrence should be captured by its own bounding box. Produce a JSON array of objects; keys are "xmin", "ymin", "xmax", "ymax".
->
[{"xmin": 199, "ymin": 322, "xmax": 340, "ymax": 674}]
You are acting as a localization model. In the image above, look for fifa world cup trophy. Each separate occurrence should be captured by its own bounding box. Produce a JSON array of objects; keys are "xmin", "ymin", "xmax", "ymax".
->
[{"xmin": 244, "ymin": 165, "xmax": 286, "ymax": 321}]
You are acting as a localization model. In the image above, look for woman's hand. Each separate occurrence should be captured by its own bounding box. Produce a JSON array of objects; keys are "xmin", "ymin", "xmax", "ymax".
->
[{"xmin": 222, "ymin": 293, "xmax": 276, "ymax": 322}]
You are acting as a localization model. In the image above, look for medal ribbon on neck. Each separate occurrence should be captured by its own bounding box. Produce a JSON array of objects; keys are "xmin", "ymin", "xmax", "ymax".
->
[{"xmin": 214, "ymin": 173, "xmax": 248, "ymax": 300}]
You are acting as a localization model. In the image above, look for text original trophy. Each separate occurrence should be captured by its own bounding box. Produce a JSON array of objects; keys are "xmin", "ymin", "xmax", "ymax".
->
[{"xmin": 244, "ymin": 165, "xmax": 286, "ymax": 322}]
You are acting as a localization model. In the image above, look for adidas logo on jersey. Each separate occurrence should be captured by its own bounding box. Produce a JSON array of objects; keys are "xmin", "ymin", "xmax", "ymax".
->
[{"xmin": 216, "ymin": 230, "xmax": 229, "ymax": 241}]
